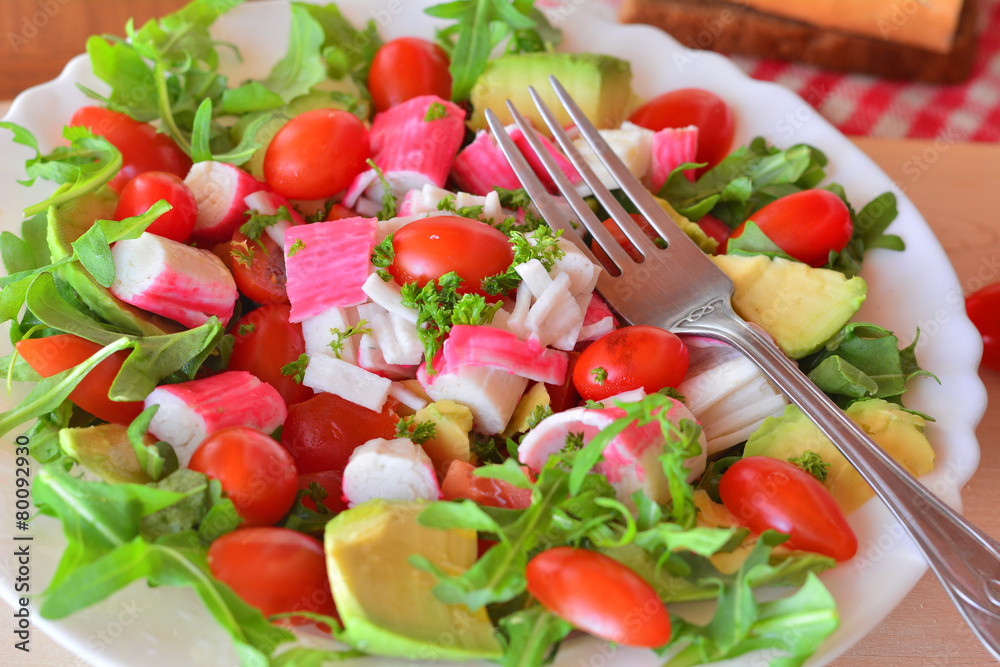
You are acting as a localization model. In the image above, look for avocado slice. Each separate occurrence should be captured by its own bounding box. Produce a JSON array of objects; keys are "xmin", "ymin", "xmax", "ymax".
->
[
  {"xmin": 46, "ymin": 188, "xmax": 180, "ymax": 336},
  {"xmin": 324, "ymin": 500, "xmax": 502, "ymax": 660},
  {"xmin": 744, "ymin": 399, "xmax": 935, "ymax": 514},
  {"xmin": 59, "ymin": 423, "xmax": 154, "ymax": 484},
  {"xmin": 501, "ymin": 382, "xmax": 550, "ymax": 438},
  {"xmin": 413, "ymin": 400, "xmax": 475, "ymax": 476},
  {"xmin": 469, "ymin": 52, "xmax": 635, "ymax": 134},
  {"xmin": 711, "ymin": 254, "xmax": 866, "ymax": 358}
]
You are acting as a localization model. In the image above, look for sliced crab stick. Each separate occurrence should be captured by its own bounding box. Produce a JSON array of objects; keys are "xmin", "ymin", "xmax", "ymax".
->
[
  {"xmin": 284, "ymin": 217, "xmax": 377, "ymax": 322},
  {"xmin": 302, "ymin": 353, "xmax": 392, "ymax": 412},
  {"xmin": 144, "ymin": 370, "xmax": 286, "ymax": 465},
  {"xmin": 444, "ymin": 325, "xmax": 568, "ymax": 385},
  {"xmin": 417, "ymin": 355, "xmax": 528, "ymax": 435},
  {"xmin": 184, "ymin": 161, "xmax": 266, "ymax": 243},
  {"xmin": 110, "ymin": 231, "xmax": 238, "ymax": 328},
  {"xmin": 341, "ymin": 437, "xmax": 441, "ymax": 508},
  {"xmin": 302, "ymin": 305, "xmax": 360, "ymax": 365},
  {"xmin": 509, "ymin": 124, "xmax": 582, "ymax": 192},
  {"xmin": 578, "ymin": 295, "xmax": 616, "ymax": 342},
  {"xmin": 451, "ymin": 130, "xmax": 524, "ymax": 195},
  {"xmin": 343, "ymin": 95, "xmax": 466, "ymax": 211},
  {"xmin": 649, "ymin": 125, "xmax": 699, "ymax": 190},
  {"xmin": 357, "ymin": 333, "xmax": 416, "ymax": 381}
]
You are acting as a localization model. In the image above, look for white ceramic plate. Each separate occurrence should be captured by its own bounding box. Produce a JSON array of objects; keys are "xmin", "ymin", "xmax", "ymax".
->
[{"xmin": 0, "ymin": 1, "xmax": 988, "ymax": 665}]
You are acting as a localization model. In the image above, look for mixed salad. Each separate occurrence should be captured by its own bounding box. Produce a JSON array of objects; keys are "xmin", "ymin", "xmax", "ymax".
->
[{"xmin": 0, "ymin": 0, "xmax": 940, "ymax": 665}]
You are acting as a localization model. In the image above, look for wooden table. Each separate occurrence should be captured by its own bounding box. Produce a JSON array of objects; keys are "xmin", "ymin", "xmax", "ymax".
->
[{"xmin": 0, "ymin": 84, "xmax": 996, "ymax": 664}]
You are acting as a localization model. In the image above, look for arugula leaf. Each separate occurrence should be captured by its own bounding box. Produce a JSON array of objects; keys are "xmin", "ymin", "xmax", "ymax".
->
[
  {"xmin": 126, "ymin": 406, "xmax": 179, "ymax": 482},
  {"xmin": 426, "ymin": 0, "xmax": 554, "ymax": 101},
  {"xmin": 263, "ymin": 3, "xmax": 329, "ymax": 102},
  {"xmin": 127, "ymin": 0, "xmax": 242, "ymax": 68},
  {"xmin": 82, "ymin": 35, "xmax": 159, "ymax": 121},
  {"xmin": 723, "ymin": 221, "xmax": 795, "ymax": 261},
  {"xmin": 825, "ymin": 190, "xmax": 904, "ymax": 278},
  {"xmin": 497, "ymin": 607, "xmax": 573, "ymax": 667},
  {"xmin": 300, "ymin": 2, "xmax": 382, "ymax": 83},
  {"xmin": 221, "ymin": 81, "xmax": 285, "ymax": 114}
]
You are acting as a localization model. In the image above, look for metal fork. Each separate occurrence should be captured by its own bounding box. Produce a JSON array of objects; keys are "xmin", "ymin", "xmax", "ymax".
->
[{"xmin": 485, "ymin": 77, "xmax": 1000, "ymax": 659}]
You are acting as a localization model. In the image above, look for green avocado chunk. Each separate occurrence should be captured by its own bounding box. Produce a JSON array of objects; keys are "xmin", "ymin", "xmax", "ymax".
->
[
  {"xmin": 323, "ymin": 499, "xmax": 502, "ymax": 661},
  {"xmin": 469, "ymin": 52, "xmax": 635, "ymax": 134},
  {"xmin": 59, "ymin": 423, "xmax": 153, "ymax": 484},
  {"xmin": 711, "ymin": 254, "xmax": 866, "ymax": 358},
  {"xmin": 744, "ymin": 399, "xmax": 935, "ymax": 514},
  {"xmin": 45, "ymin": 188, "xmax": 179, "ymax": 336}
]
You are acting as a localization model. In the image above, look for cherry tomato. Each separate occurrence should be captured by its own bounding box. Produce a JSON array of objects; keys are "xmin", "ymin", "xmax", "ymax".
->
[
  {"xmin": 628, "ymin": 89, "xmax": 734, "ymax": 172},
  {"xmin": 573, "ymin": 326, "xmax": 689, "ymax": 402},
  {"xmin": 69, "ymin": 106, "xmax": 192, "ymax": 192},
  {"xmin": 230, "ymin": 225, "xmax": 290, "ymax": 305},
  {"xmin": 592, "ymin": 213, "xmax": 664, "ymax": 266},
  {"xmin": 227, "ymin": 304, "xmax": 313, "ymax": 406},
  {"xmin": 696, "ymin": 213, "xmax": 731, "ymax": 248},
  {"xmin": 545, "ymin": 351, "xmax": 581, "ymax": 413},
  {"xmin": 441, "ymin": 460, "xmax": 532, "ymax": 509},
  {"xmin": 189, "ymin": 426, "xmax": 298, "ymax": 527},
  {"xmin": 114, "ymin": 171, "xmax": 197, "ymax": 243},
  {"xmin": 15, "ymin": 334, "xmax": 143, "ymax": 425},
  {"xmin": 526, "ymin": 547, "xmax": 672, "ymax": 647},
  {"xmin": 207, "ymin": 527, "xmax": 337, "ymax": 621},
  {"xmin": 325, "ymin": 203, "xmax": 358, "ymax": 221},
  {"xmin": 966, "ymin": 282, "xmax": 1000, "ymax": 372},
  {"xmin": 263, "ymin": 109, "xmax": 370, "ymax": 200},
  {"xmin": 298, "ymin": 470, "xmax": 348, "ymax": 514},
  {"xmin": 281, "ymin": 392, "xmax": 398, "ymax": 475},
  {"xmin": 387, "ymin": 216, "xmax": 514, "ymax": 297},
  {"xmin": 725, "ymin": 190, "xmax": 853, "ymax": 267},
  {"xmin": 719, "ymin": 456, "xmax": 858, "ymax": 561},
  {"xmin": 368, "ymin": 37, "xmax": 452, "ymax": 112}
]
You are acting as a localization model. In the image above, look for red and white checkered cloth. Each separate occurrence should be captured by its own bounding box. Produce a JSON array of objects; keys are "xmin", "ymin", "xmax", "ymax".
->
[{"xmin": 594, "ymin": 0, "xmax": 1000, "ymax": 141}]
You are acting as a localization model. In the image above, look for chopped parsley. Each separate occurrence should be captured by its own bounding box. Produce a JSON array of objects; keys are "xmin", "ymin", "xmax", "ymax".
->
[
  {"xmin": 437, "ymin": 194, "xmax": 486, "ymax": 220},
  {"xmin": 590, "ymin": 366, "xmax": 608, "ymax": 385},
  {"xmin": 482, "ymin": 226, "xmax": 565, "ymax": 295},
  {"xmin": 367, "ymin": 159, "xmax": 397, "ymax": 220},
  {"xmin": 788, "ymin": 450, "xmax": 832, "ymax": 482},
  {"xmin": 328, "ymin": 320, "xmax": 372, "ymax": 359},
  {"xmin": 657, "ymin": 386, "xmax": 686, "ymax": 402},
  {"xmin": 279, "ymin": 353, "xmax": 309, "ymax": 384},
  {"xmin": 230, "ymin": 241, "xmax": 254, "ymax": 268},
  {"xmin": 286, "ymin": 238, "xmax": 304, "ymax": 257},
  {"xmin": 526, "ymin": 403, "xmax": 554, "ymax": 430},
  {"xmin": 424, "ymin": 101, "xmax": 447, "ymax": 121},
  {"xmin": 371, "ymin": 234, "xmax": 394, "ymax": 268},
  {"xmin": 237, "ymin": 323, "xmax": 256, "ymax": 337},
  {"xmin": 396, "ymin": 416, "xmax": 437, "ymax": 444},
  {"xmin": 564, "ymin": 431, "xmax": 585, "ymax": 451},
  {"xmin": 240, "ymin": 206, "xmax": 292, "ymax": 247},
  {"xmin": 452, "ymin": 294, "xmax": 502, "ymax": 326}
]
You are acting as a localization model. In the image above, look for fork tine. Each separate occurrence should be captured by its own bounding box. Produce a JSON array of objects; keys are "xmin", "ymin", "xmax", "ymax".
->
[
  {"xmin": 499, "ymin": 101, "xmax": 635, "ymax": 271},
  {"xmin": 483, "ymin": 108, "xmax": 593, "ymax": 259},
  {"xmin": 547, "ymin": 76, "xmax": 693, "ymax": 249},
  {"xmin": 525, "ymin": 86, "xmax": 663, "ymax": 260}
]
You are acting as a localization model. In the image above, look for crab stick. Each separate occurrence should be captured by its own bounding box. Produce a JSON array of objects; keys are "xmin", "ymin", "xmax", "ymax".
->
[
  {"xmin": 343, "ymin": 95, "xmax": 466, "ymax": 212},
  {"xmin": 417, "ymin": 354, "xmax": 528, "ymax": 435},
  {"xmin": 451, "ymin": 130, "xmax": 524, "ymax": 195},
  {"xmin": 144, "ymin": 371, "xmax": 286, "ymax": 465},
  {"xmin": 302, "ymin": 305, "xmax": 360, "ymax": 365},
  {"xmin": 649, "ymin": 125, "xmax": 699, "ymax": 190},
  {"xmin": 244, "ymin": 190, "xmax": 305, "ymax": 251},
  {"xmin": 110, "ymin": 232, "xmax": 237, "ymax": 328},
  {"xmin": 357, "ymin": 333, "xmax": 415, "ymax": 381},
  {"xmin": 302, "ymin": 353, "xmax": 392, "ymax": 412},
  {"xmin": 341, "ymin": 437, "xmax": 441, "ymax": 508},
  {"xmin": 284, "ymin": 217, "xmax": 377, "ymax": 322},
  {"xmin": 184, "ymin": 161, "xmax": 266, "ymax": 243},
  {"xmin": 444, "ymin": 325, "xmax": 568, "ymax": 385}
]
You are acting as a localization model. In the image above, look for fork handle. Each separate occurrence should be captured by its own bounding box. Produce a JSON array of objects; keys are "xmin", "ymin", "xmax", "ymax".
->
[{"xmin": 680, "ymin": 302, "xmax": 1000, "ymax": 659}]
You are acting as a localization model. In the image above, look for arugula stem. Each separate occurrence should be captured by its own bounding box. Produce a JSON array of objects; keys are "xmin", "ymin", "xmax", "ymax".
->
[{"xmin": 154, "ymin": 63, "xmax": 192, "ymax": 155}]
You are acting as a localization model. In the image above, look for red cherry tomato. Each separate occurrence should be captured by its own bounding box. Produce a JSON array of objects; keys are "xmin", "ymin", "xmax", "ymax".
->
[
  {"xmin": 387, "ymin": 215, "xmax": 514, "ymax": 297},
  {"xmin": 15, "ymin": 334, "xmax": 143, "ymax": 425},
  {"xmin": 207, "ymin": 527, "xmax": 337, "ymax": 622},
  {"xmin": 966, "ymin": 282, "xmax": 1000, "ymax": 372},
  {"xmin": 726, "ymin": 190, "xmax": 853, "ymax": 267},
  {"xmin": 281, "ymin": 392, "xmax": 398, "ymax": 475},
  {"xmin": 628, "ymin": 88, "xmax": 734, "ymax": 172},
  {"xmin": 227, "ymin": 304, "xmax": 313, "ymax": 406},
  {"xmin": 573, "ymin": 326, "xmax": 689, "ymax": 402},
  {"xmin": 545, "ymin": 351, "xmax": 581, "ymax": 413},
  {"xmin": 263, "ymin": 109, "xmax": 370, "ymax": 200},
  {"xmin": 189, "ymin": 426, "xmax": 298, "ymax": 527},
  {"xmin": 230, "ymin": 225, "xmax": 290, "ymax": 305},
  {"xmin": 325, "ymin": 203, "xmax": 358, "ymax": 221},
  {"xmin": 114, "ymin": 171, "xmax": 198, "ymax": 243},
  {"xmin": 591, "ymin": 213, "xmax": 665, "ymax": 266},
  {"xmin": 69, "ymin": 106, "xmax": 192, "ymax": 192},
  {"xmin": 297, "ymin": 470, "xmax": 348, "ymax": 514},
  {"xmin": 696, "ymin": 213, "xmax": 731, "ymax": 248},
  {"xmin": 441, "ymin": 460, "xmax": 532, "ymax": 509},
  {"xmin": 526, "ymin": 547, "xmax": 672, "ymax": 648},
  {"xmin": 368, "ymin": 37, "xmax": 452, "ymax": 112},
  {"xmin": 719, "ymin": 456, "xmax": 858, "ymax": 561}
]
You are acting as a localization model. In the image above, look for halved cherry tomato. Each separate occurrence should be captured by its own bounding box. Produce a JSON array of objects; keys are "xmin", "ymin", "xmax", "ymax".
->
[
  {"xmin": 441, "ymin": 460, "xmax": 532, "ymax": 509},
  {"xmin": 298, "ymin": 470, "xmax": 348, "ymax": 514},
  {"xmin": 114, "ymin": 171, "xmax": 198, "ymax": 243},
  {"xmin": 69, "ymin": 106, "xmax": 192, "ymax": 192},
  {"xmin": 368, "ymin": 37, "xmax": 452, "ymax": 112},
  {"xmin": 696, "ymin": 213, "xmax": 731, "ymax": 248},
  {"xmin": 387, "ymin": 215, "xmax": 514, "ymax": 297},
  {"xmin": 628, "ymin": 88, "xmax": 734, "ymax": 173},
  {"xmin": 15, "ymin": 334, "xmax": 142, "ymax": 425},
  {"xmin": 719, "ymin": 456, "xmax": 858, "ymax": 561},
  {"xmin": 526, "ymin": 547, "xmax": 672, "ymax": 648},
  {"xmin": 227, "ymin": 304, "xmax": 313, "ymax": 406},
  {"xmin": 281, "ymin": 392, "xmax": 398, "ymax": 475},
  {"xmin": 189, "ymin": 426, "xmax": 298, "ymax": 527},
  {"xmin": 207, "ymin": 527, "xmax": 337, "ymax": 622},
  {"xmin": 573, "ymin": 326, "xmax": 689, "ymax": 402},
  {"xmin": 230, "ymin": 224, "xmax": 290, "ymax": 305},
  {"xmin": 263, "ymin": 109, "xmax": 370, "ymax": 200},
  {"xmin": 725, "ymin": 189, "xmax": 853, "ymax": 267},
  {"xmin": 966, "ymin": 282, "xmax": 1000, "ymax": 372}
]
